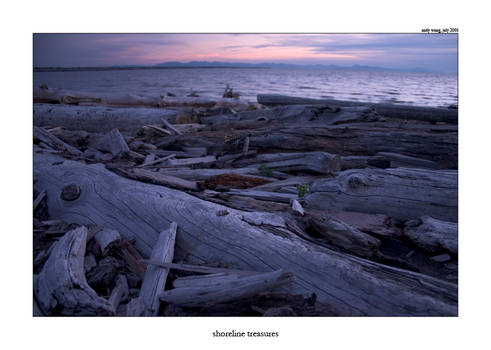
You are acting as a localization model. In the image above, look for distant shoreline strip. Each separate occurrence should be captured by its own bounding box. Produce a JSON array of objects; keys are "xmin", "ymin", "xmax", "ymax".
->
[{"xmin": 34, "ymin": 66, "xmax": 271, "ymax": 72}]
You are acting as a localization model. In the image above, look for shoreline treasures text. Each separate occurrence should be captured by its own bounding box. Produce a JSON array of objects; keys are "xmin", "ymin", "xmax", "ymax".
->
[{"xmin": 213, "ymin": 330, "xmax": 279, "ymax": 338}]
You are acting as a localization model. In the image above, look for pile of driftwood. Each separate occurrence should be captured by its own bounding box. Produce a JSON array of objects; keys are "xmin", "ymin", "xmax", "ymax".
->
[{"xmin": 33, "ymin": 87, "xmax": 458, "ymax": 316}]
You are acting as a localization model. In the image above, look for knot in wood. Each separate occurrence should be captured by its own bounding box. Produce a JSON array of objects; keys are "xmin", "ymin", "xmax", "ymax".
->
[
  {"xmin": 61, "ymin": 184, "xmax": 81, "ymax": 201},
  {"xmin": 347, "ymin": 174, "xmax": 368, "ymax": 189}
]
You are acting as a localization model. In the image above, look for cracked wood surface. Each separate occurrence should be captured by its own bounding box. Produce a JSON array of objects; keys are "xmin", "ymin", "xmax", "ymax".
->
[
  {"xmin": 306, "ymin": 168, "xmax": 457, "ymax": 222},
  {"xmin": 34, "ymin": 151, "xmax": 457, "ymax": 316}
]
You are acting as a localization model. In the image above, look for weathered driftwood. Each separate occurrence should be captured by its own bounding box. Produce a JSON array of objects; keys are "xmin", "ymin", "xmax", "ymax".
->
[
  {"xmin": 161, "ymin": 118, "xmax": 183, "ymax": 135},
  {"xmin": 34, "ymin": 126, "xmax": 83, "ymax": 156},
  {"xmin": 306, "ymin": 168, "xmax": 457, "ymax": 222},
  {"xmin": 139, "ymin": 222, "xmax": 177, "ymax": 316},
  {"xmin": 159, "ymin": 270, "xmax": 294, "ymax": 307},
  {"xmin": 248, "ymin": 123, "xmax": 457, "ymax": 169},
  {"xmin": 404, "ymin": 216, "xmax": 458, "ymax": 255},
  {"xmin": 33, "ymin": 226, "xmax": 113, "ymax": 315},
  {"xmin": 157, "ymin": 167, "xmax": 284, "ymax": 181},
  {"xmin": 117, "ymin": 168, "xmax": 199, "ymax": 191},
  {"xmin": 376, "ymin": 152, "xmax": 439, "ymax": 169},
  {"xmin": 307, "ymin": 216, "xmax": 381, "ymax": 259},
  {"xmin": 34, "ymin": 86, "xmax": 162, "ymax": 107},
  {"xmin": 34, "ymin": 103, "xmax": 178, "ymax": 134},
  {"xmin": 142, "ymin": 260, "xmax": 260, "ymax": 277},
  {"xmin": 257, "ymin": 94, "xmax": 458, "ymax": 124},
  {"xmin": 94, "ymin": 228, "xmax": 121, "ymax": 253},
  {"xmin": 142, "ymin": 124, "xmax": 173, "ymax": 136},
  {"xmin": 309, "ymin": 210, "xmax": 400, "ymax": 238},
  {"xmin": 34, "ymin": 152, "xmax": 457, "ymax": 315},
  {"xmin": 109, "ymin": 275, "xmax": 129, "ymax": 314},
  {"xmin": 251, "ymin": 176, "xmax": 313, "ymax": 192},
  {"xmin": 234, "ymin": 152, "xmax": 338, "ymax": 175},
  {"xmin": 136, "ymin": 154, "xmax": 176, "ymax": 168},
  {"xmin": 165, "ymin": 155, "xmax": 216, "ymax": 167},
  {"xmin": 227, "ymin": 189, "xmax": 298, "ymax": 203},
  {"xmin": 92, "ymin": 128, "xmax": 129, "ymax": 157}
]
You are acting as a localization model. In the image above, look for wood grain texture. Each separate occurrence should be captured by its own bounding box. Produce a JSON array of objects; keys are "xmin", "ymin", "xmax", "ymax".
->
[
  {"xmin": 256, "ymin": 94, "xmax": 458, "ymax": 124},
  {"xmin": 306, "ymin": 168, "xmax": 457, "ymax": 222},
  {"xmin": 139, "ymin": 222, "xmax": 177, "ymax": 316},
  {"xmin": 33, "ymin": 226, "xmax": 113, "ymax": 315},
  {"xmin": 160, "ymin": 270, "xmax": 294, "ymax": 307},
  {"xmin": 404, "ymin": 216, "xmax": 458, "ymax": 255},
  {"xmin": 34, "ymin": 151, "xmax": 457, "ymax": 315}
]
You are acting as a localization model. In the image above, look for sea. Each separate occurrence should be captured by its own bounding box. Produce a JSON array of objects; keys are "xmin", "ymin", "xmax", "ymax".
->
[{"xmin": 33, "ymin": 68, "xmax": 457, "ymax": 108}]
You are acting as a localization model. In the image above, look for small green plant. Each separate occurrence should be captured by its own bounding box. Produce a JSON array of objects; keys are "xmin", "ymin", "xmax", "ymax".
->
[
  {"xmin": 296, "ymin": 184, "xmax": 310, "ymax": 198},
  {"xmin": 259, "ymin": 163, "xmax": 273, "ymax": 177}
]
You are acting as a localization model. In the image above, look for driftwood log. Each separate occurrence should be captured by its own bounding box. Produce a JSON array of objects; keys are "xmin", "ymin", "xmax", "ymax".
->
[
  {"xmin": 34, "ymin": 226, "xmax": 113, "ymax": 316},
  {"xmin": 404, "ymin": 216, "xmax": 458, "ymax": 255},
  {"xmin": 247, "ymin": 123, "xmax": 457, "ymax": 169},
  {"xmin": 34, "ymin": 151, "xmax": 457, "ymax": 315},
  {"xmin": 138, "ymin": 222, "xmax": 177, "ymax": 316},
  {"xmin": 34, "ymin": 104, "xmax": 178, "ymax": 134},
  {"xmin": 257, "ymin": 94, "xmax": 458, "ymax": 124},
  {"xmin": 305, "ymin": 168, "xmax": 457, "ymax": 222},
  {"xmin": 159, "ymin": 269, "xmax": 295, "ymax": 307}
]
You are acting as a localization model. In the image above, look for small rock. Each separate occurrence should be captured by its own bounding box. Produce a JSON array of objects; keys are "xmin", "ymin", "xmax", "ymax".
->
[
  {"xmin": 430, "ymin": 253, "xmax": 451, "ymax": 263},
  {"xmin": 262, "ymin": 306, "xmax": 297, "ymax": 317}
]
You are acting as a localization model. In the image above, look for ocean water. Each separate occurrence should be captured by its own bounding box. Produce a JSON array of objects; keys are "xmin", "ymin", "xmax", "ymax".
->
[{"xmin": 34, "ymin": 68, "xmax": 457, "ymax": 108}]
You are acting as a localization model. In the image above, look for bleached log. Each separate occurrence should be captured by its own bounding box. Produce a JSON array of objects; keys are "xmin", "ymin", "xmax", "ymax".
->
[
  {"xmin": 250, "ymin": 176, "xmax": 313, "ymax": 192},
  {"xmin": 161, "ymin": 118, "xmax": 183, "ymax": 135},
  {"xmin": 308, "ymin": 216, "xmax": 381, "ymax": 259},
  {"xmin": 305, "ymin": 168, "xmax": 457, "ymax": 222},
  {"xmin": 376, "ymin": 152, "xmax": 439, "ymax": 169},
  {"xmin": 34, "ymin": 152, "xmax": 457, "ymax": 315},
  {"xmin": 257, "ymin": 94, "xmax": 458, "ymax": 124},
  {"xmin": 139, "ymin": 222, "xmax": 177, "ymax": 316},
  {"xmin": 227, "ymin": 189, "xmax": 297, "ymax": 203},
  {"xmin": 117, "ymin": 167, "xmax": 199, "ymax": 191},
  {"xmin": 33, "ymin": 226, "xmax": 113, "ymax": 315},
  {"xmin": 90, "ymin": 128, "xmax": 129, "ymax": 156},
  {"xmin": 157, "ymin": 167, "xmax": 284, "ymax": 181},
  {"xmin": 404, "ymin": 216, "xmax": 458, "ymax": 255},
  {"xmin": 248, "ymin": 123, "xmax": 457, "ymax": 169},
  {"xmin": 142, "ymin": 125, "xmax": 173, "ymax": 136},
  {"xmin": 94, "ymin": 228, "xmax": 121, "ymax": 253},
  {"xmin": 34, "ymin": 103, "xmax": 178, "ymax": 134},
  {"xmin": 142, "ymin": 260, "xmax": 259, "ymax": 277},
  {"xmin": 34, "ymin": 86, "xmax": 162, "ymax": 107},
  {"xmin": 108, "ymin": 275, "xmax": 129, "ymax": 313},
  {"xmin": 165, "ymin": 155, "xmax": 216, "ymax": 167},
  {"xmin": 235, "ymin": 152, "xmax": 338, "ymax": 175},
  {"xmin": 159, "ymin": 270, "xmax": 294, "ymax": 307},
  {"xmin": 34, "ymin": 126, "xmax": 83, "ymax": 156},
  {"xmin": 136, "ymin": 154, "xmax": 176, "ymax": 168}
]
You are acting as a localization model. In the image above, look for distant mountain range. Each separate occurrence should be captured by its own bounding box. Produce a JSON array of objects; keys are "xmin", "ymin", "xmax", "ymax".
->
[
  {"xmin": 155, "ymin": 61, "xmax": 436, "ymax": 73},
  {"xmin": 34, "ymin": 62, "xmax": 439, "ymax": 73}
]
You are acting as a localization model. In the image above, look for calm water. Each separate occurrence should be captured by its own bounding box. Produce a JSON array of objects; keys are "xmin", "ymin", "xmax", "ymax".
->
[{"xmin": 34, "ymin": 68, "xmax": 457, "ymax": 107}]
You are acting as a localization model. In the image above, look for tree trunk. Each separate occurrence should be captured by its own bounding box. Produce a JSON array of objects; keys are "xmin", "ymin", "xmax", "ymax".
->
[
  {"xmin": 34, "ymin": 103, "xmax": 178, "ymax": 134},
  {"xmin": 33, "ymin": 151, "xmax": 457, "ymax": 316},
  {"xmin": 305, "ymin": 168, "xmax": 457, "ymax": 222},
  {"xmin": 257, "ymin": 94, "xmax": 458, "ymax": 124}
]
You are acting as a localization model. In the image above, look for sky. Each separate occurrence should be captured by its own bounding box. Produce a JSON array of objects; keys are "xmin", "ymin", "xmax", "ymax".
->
[{"xmin": 33, "ymin": 33, "xmax": 458, "ymax": 72}]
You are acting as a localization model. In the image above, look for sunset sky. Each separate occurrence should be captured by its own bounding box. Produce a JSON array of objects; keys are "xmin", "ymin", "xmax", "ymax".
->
[{"xmin": 33, "ymin": 33, "xmax": 458, "ymax": 72}]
